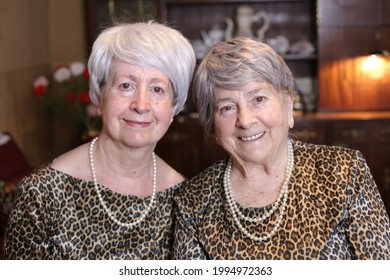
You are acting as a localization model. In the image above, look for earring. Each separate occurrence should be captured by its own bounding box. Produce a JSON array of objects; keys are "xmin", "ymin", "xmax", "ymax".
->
[{"xmin": 289, "ymin": 117, "xmax": 294, "ymax": 128}]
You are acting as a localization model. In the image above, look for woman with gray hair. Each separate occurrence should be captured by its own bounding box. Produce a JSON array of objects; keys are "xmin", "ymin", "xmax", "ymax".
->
[
  {"xmin": 173, "ymin": 37, "xmax": 390, "ymax": 259},
  {"xmin": 5, "ymin": 21, "xmax": 196, "ymax": 259}
]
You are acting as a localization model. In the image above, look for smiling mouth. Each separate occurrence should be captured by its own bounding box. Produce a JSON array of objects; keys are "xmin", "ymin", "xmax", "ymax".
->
[
  {"xmin": 124, "ymin": 120, "xmax": 152, "ymax": 128},
  {"xmin": 239, "ymin": 131, "xmax": 266, "ymax": 141}
]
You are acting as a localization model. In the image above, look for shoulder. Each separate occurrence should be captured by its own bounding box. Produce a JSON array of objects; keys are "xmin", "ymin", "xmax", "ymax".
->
[
  {"xmin": 293, "ymin": 140, "xmax": 361, "ymax": 166},
  {"xmin": 292, "ymin": 140, "xmax": 373, "ymax": 198},
  {"xmin": 16, "ymin": 163, "xmax": 65, "ymax": 205},
  {"xmin": 20, "ymin": 163, "xmax": 56, "ymax": 187},
  {"xmin": 181, "ymin": 158, "xmax": 226, "ymax": 193},
  {"xmin": 155, "ymin": 155, "xmax": 186, "ymax": 193},
  {"xmin": 292, "ymin": 140, "xmax": 367, "ymax": 182},
  {"xmin": 175, "ymin": 158, "xmax": 227, "ymax": 212},
  {"xmin": 50, "ymin": 142, "xmax": 90, "ymax": 181}
]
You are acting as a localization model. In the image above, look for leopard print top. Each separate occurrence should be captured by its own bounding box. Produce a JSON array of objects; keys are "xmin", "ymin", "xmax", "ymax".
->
[
  {"xmin": 173, "ymin": 141, "xmax": 390, "ymax": 259},
  {"xmin": 4, "ymin": 164, "xmax": 183, "ymax": 260}
]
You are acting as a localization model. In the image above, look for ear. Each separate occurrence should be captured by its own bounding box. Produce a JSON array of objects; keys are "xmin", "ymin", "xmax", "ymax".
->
[
  {"xmin": 285, "ymin": 94, "xmax": 295, "ymax": 129},
  {"xmin": 97, "ymin": 103, "xmax": 102, "ymax": 116},
  {"xmin": 96, "ymin": 94, "xmax": 104, "ymax": 116}
]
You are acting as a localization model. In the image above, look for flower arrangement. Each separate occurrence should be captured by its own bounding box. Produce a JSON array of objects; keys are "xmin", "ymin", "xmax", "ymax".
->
[{"xmin": 33, "ymin": 61, "xmax": 102, "ymax": 140}]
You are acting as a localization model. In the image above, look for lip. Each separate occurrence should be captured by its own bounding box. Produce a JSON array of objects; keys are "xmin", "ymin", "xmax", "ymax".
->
[
  {"xmin": 124, "ymin": 119, "xmax": 152, "ymax": 128},
  {"xmin": 239, "ymin": 131, "xmax": 266, "ymax": 141}
]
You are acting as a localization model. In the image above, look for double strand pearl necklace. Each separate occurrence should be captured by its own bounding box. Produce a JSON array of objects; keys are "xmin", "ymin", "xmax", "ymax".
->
[
  {"xmin": 224, "ymin": 140, "xmax": 294, "ymax": 242},
  {"xmin": 89, "ymin": 137, "xmax": 157, "ymax": 227}
]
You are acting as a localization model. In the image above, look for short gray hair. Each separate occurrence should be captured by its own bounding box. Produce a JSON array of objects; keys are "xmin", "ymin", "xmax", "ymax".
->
[
  {"xmin": 193, "ymin": 37, "xmax": 297, "ymax": 134},
  {"xmin": 88, "ymin": 21, "xmax": 196, "ymax": 115}
]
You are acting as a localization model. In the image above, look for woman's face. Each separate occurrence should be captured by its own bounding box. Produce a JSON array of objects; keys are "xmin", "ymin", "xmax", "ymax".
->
[
  {"xmin": 213, "ymin": 82, "xmax": 293, "ymax": 166},
  {"xmin": 99, "ymin": 60, "xmax": 174, "ymax": 149}
]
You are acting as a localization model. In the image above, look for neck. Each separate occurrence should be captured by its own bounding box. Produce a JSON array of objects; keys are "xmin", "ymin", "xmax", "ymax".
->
[
  {"xmin": 230, "ymin": 171, "xmax": 283, "ymax": 208},
  {"xmin": 223, "ymin": 140, "xmax": 294, "ymax": 242},
  {"xmin": 229, "ymin": 141, "xmax": 290, "ymax": 208},
  {"xmin": 89, "ymin": 137, "xmax": 157, "ymax": 228},
  {"xmin": 91, "ymin": 137, "xmax": 156, "ymax": 196}
]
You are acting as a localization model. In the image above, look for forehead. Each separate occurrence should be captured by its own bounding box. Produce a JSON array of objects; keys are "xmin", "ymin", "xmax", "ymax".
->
[
  {"xmin": 214, "ymin": 82, "xmax": 276, "ymax": 99},
  {"xmin": 110, "ymin": 59, "xmax": 169, "ymax": 81}
]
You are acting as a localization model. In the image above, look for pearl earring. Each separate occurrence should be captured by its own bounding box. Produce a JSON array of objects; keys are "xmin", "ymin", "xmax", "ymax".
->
[{"xmin": 289, "ymin": 118, "xmax": 294, "ymax": 128}]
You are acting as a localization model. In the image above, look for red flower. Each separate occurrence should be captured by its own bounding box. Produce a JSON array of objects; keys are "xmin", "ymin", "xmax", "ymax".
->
[
  {"xmin": 32, "ymin": 62, "xmax": 102, "ymax": 134},
  {"xmin": 33, "ymin": 85, "xmax": 47, "ymax": 97},
  {"xmin": 33, "ymin": 76, "xmax": 49, "ymax": 96},
  {"xmin": 80, "ymin": 91, "xmax": 91, "ymax": 104},
  {"xmin": 83, "ymin": 68, "xmax": 89, "ymax": 80},
  {"xmin": 66, "ymin": 92, "xmax": 76, "ymax": 103}
]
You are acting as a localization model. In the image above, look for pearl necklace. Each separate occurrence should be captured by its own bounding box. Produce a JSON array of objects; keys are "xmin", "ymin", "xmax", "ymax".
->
[
  {"xmin": 89, "ymin": 137, "xmax": 157, "ymax": 227},
  {"xmin": 223, "ymin": 140, "xmax": 294, "ymax": 242}
]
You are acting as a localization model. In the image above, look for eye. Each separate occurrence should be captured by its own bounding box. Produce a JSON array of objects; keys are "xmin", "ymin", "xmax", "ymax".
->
[
  {"xmin": 152, "ymin": 86, "xmax": 164, "ymax": 94},
  {"xmin": 119, "ymin": 82, "xmax": 132, "ymax": 90},
  {"xmin": 221, "ymin": 105, "xmax": 232, "ymax": 112},
  {"xmin": 254, "ymin": 96, "xmax": 265, "ymax": 103},
  {"xmin": 218, "ymin": 104, "xmax": 236, "ymax": 116}
]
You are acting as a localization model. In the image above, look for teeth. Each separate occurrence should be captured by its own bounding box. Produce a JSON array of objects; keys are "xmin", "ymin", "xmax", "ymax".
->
[{"xmin": 240, "ymin": 132, "xmax": 265, "ymax": 141}]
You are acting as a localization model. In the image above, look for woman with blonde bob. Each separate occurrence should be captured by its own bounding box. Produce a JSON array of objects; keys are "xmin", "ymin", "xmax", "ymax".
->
[{"xmin": 5, "ymin": 21, "xmax": 196, "ymax": 260}]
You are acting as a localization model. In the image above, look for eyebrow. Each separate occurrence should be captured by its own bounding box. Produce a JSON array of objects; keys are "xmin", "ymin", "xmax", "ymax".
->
[
  {"xmin": 246, "ymin": 87, "xmax": 268, "ymax": 95},
  {"xmin": 149, "ymin": 77, "xmax": 170, "ymax": 85},
  {"xmin": 214, "ymin": 97, "xmax": 235, "ymax": 105}
]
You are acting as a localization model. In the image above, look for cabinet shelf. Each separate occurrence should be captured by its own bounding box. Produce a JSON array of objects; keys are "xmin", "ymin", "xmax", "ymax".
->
[
  {"xmin": 283, "ymin": 54, "xmax": 317, "ymax": 61},
  {"xmin": 159, "ymin": 0, "xmax": 318, "ymax": 113}
]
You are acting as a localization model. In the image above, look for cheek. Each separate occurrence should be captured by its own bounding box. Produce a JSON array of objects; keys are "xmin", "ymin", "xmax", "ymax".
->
[
  {"xmin": 258, "ymin": 110, "xmax": 278, "ymax": 127},
  {"xmin": 263, "ymin": 103, "xmax": 289, "ymax": 128},
  {"xmin": 154, "ymin": 100, "xmax": 174, "ymax": 121},
  {"xmin": 213, "ymin": 116, "xmax": 234, "ymax": 137},
  {"xmin": 100, "ymin": 98, "xmax": 125, "ymax": 120},
  {"xmin": 105, "ymin": 95, "xmax": 126, "ymax": 108}
]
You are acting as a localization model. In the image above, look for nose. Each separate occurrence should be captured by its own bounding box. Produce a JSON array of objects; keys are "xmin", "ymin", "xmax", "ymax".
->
[
  {"xmin": 129, "ymin": 88, "xmax": 151, "ymax": 114},
  {"xmin": 236, "ymin": 106, "xmax": 255, "ymax": 129}
]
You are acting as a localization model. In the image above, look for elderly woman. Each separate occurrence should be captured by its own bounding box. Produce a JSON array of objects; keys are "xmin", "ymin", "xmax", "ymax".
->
[
  {"xmin": 4, "ymin": 22, "xmax": 196, "ymax": 259},
  {"xmin": 173, "ymin": 37, "xmax": 390, "ymax": 259}
]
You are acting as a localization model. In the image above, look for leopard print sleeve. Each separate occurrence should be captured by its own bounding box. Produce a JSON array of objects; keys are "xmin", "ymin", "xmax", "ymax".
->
[
  {"xmin": 346, "ymin": 150, "xmax": 390, "ymax": 259},
  {"xmin": 4, "ymin": 167, "xmax": 53, "ymax": 259},
  {"xmin": 172, "ymin": 160, "xmax": 227, "ymax": 260},
  {"xmin": 172, "ymin": 199, "xmax": 208, "ymax": 260}
]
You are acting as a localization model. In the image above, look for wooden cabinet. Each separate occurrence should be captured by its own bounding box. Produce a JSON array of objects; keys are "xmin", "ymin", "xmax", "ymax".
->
[
  {"xmin": 155, "ymin": 116, "xmax": 204, "ymax": 178},
  {"xmin": 317, "ymin": 0, "xmax": 390, "ymax": 111},
  {"xmin": 159, "ymin": 0, "xmax": 318, "ymax": 113},
  {"xmin": 318, "ymin": 0, "xmax": 390, "ymax": 57},
  {"xmin": 156, "ymin": 116, "xmax": 227, "ymax": 178},
  {"xmin": 85, "ymin": 0, "xmax": 159, "ymax": 53},
  {"xmin": 291, "ymin": 118, "xmax": 326, "ymax": 144},
  {"xmin": 318, "ymin": 0, "xmax": 382, "ymax": 27}
]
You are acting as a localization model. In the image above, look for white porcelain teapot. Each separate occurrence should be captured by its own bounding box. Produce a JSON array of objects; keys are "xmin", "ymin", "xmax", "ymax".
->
[
  {"xmin": 191, "ymin": 24, "xmax": 226, "ymax": 59},
  {"xmin": 225, "ymin": 5, "xmax": 270, "ymax": 42},
  {"xmin": 201, "ymin": 24, "xmax": 226, "ymax": 48}
]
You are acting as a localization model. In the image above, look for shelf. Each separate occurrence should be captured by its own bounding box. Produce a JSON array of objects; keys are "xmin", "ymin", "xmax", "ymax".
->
[{"xmin": 283, "ymin": 54, "xmax": 317, "ymax": 61}]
